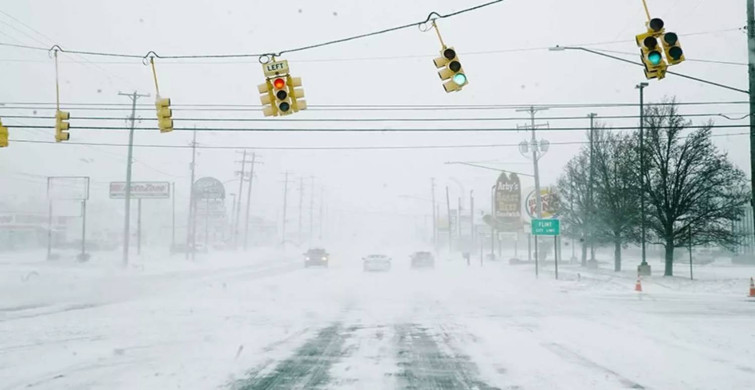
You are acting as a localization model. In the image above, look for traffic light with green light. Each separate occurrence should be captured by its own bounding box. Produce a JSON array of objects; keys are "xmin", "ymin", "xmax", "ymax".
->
[
  {"xmin": 55, "ymin": 110, "xmax": 70, "ymax": 142},
  {"xmin": 155, "ymin": 97, "xmax": 173, "ymax": 133},
  {"xmin": 434, "ymin": 47, "xmax": 468, "ymax": 92},
  {"xmin": 0, "ymin": 119, "xmax": 8, "ymax": 148}
]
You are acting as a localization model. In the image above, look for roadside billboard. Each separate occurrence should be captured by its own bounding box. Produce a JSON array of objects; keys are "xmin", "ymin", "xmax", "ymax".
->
[
  {"xmin": 109, "ymin": 181, "xmax": 171, "ymax": 199},
  {"xmin": 494, "ymin": 172, "xmax": 522, "ymax": 232}
]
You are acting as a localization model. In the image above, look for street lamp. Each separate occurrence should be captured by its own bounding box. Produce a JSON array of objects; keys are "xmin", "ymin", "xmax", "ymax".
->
[{"xmin": 637, "ymin": 82, "xmax": 651, "ymax": 275}]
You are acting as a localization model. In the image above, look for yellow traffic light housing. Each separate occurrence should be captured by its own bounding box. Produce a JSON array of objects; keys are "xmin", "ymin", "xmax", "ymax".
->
[
  {"xmin": 55, "ymin": 110, "xmax": 70, "ymax": 142},
  {"xmin": 155, "ymin": 97, "xmax": 173, "ymax": 133},
  {"xmin": 258, "ymin": 59, "xmax": 307, "ymax": 117},
  {"xmin": 434, "ymin": 47, "xmax": 468, "ymax": 93},
  {"xmin": 661, "ymin": 32, "xmax": 685, "ymax": 65},
  {"xmin": 0, "ymin": 119, "xmax": 8, "ymax": 148},
  {"xmin": 636, "ymin": 21, "xmax": 667, "ymax": 81}
]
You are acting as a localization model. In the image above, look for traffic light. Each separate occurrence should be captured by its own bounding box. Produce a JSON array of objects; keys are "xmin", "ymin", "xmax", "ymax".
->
[
  {"xmin": 0, "ymin": 119, "xmax": 8, "ymax": 148},
  {"xmin": 661, "ymin": 31, "xmax": 685, "ymax": 65},
  {"xmin": 433, "ymin": 47, "xmax": 468, "ymax": 93},
  {"xmin": 272, "ymin": 77, "xmax": 291, "ymax": 115},
  {"xmin": 636, "ymin": 30, "xmax": 667, "ymax": 80},
  {"xmin": 258, "ymin": 79, "xmax": 276, "ymax": 117},
  {"xmin": 258, "ymin": 76, "xmax": 306, "ymax": 116},
  {"xmin": 288, "ymin": 76, "xmax": 307, "ymax": 112},
  {"xmin": 155, "ymin": 97, "xmax": 173, "ymax": 133},
  {"xmin": 55, "ymin": 110, "xmax": 70, "ymax": 142}
]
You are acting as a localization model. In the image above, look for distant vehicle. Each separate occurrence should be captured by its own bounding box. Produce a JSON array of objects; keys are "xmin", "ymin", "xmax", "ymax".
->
[
  {"xmin": 363, "ymin": 254, "xmax": 392, "ymax": 272},
  {"xmin": 304, "ymin": 248, "xmax": 329, "ymax": 268},
  {"xmin": 410, "ymin": 251, "xmax": 435, "ymax": 268}
]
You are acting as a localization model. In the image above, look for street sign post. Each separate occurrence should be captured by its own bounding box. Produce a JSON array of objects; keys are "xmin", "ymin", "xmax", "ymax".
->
[
  {"xmin": 531, "ymin": 219, "xmax": 560, "ymax": 280},
  {"xmin": 531, "ymin": 219, "xmax": 560, "ymax": 236}
]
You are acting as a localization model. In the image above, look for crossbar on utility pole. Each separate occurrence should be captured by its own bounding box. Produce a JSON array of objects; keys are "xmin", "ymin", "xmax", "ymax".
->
[{"xmin": 118, "ymin": 91, "xmax": 149, "ymax": 267}]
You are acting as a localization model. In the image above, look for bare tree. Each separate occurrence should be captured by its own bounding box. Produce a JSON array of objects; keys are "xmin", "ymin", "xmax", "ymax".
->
[
  {"xmin": 592, "ymin": 129, "xmax": 641, "ymax": 272},
  {"xmin": 557, "ymin": 147, "xmax": 591, "ymax": 266},
  {"xmin": 642, "ymin": 101, "xmax": 750, "ymax": 276}
]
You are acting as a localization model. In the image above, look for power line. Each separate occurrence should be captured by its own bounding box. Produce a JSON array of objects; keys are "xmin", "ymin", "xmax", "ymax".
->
[
  {"xmin": 4, "ymin": 124, "xmax": 750, "ymax": 132},
  {"xmin": 7, "ymin": 132, "xmax": 749, "ymax": 150},
  {"xmin": 0, "ymin": 0, "xmax": 506, "ymax": 60},
  {"xmin": 0, "ymin": 101, "xmax": 749, "ymax": 112},
  {"xmin": 0, "ymin": 112, "xmax": 749, "ymax": 122}
]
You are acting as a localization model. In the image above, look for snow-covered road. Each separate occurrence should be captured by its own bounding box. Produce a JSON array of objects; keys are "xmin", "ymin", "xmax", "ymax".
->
[{"xmin": 2, "ymin": 252, "xmax": 754, "ymax": 389}]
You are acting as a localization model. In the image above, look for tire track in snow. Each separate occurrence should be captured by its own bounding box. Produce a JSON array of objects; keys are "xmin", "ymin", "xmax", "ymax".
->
[
  {"xmin": 232, "ymin": 323, "xmax": 352, "ymax": 390},
  {"xmin": 543, "ymin": 343, "xmax": 646, "ymax": 389},
  {"xmin": 393, "ymin": 323, "xmax": 501, "ymax": 390}
]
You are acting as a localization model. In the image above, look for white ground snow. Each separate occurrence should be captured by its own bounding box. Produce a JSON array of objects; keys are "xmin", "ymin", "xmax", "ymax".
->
[{"xmin": 1, "ymin": 247, "xmax": 754, "ymax": 389}]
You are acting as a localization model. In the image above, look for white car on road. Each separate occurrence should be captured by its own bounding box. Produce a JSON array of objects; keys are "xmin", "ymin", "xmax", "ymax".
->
[{"xmin": 362, "ymin": 254, "xmax": 392, "ymax": 272}]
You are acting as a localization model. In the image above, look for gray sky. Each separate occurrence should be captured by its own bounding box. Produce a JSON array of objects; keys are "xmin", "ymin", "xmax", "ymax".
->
[{"xmin": 0, "ymin": 0, "xmax": 749, "ymax": 243}]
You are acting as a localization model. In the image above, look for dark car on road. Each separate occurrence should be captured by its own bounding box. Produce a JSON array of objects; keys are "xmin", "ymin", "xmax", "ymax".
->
[
  {"xmin": 304, "ymin": 248, "xmax": 329, "ymax": 268},
  {"xmin": 410, "ymin": 251, "xmax": 435, "ymax": 269}
]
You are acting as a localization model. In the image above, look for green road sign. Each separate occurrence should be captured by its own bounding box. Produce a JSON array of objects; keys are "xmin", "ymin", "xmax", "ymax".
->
[{"xmin": 532, "ymin": 219, "xmax": 560, "ymax": 236}]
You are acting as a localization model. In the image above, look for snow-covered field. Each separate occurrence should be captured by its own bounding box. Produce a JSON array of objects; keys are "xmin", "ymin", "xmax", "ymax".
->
[{"xmin": 1, "ymin": 249, "xmax": 754, "ymax": 389}]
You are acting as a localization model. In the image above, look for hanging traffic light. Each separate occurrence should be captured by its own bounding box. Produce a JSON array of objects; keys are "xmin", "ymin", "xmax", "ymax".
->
[
  {"xmin": 0, "ymin": 119, "xmax": 8, "ymax": 148},
  {"xmin": 55, "ymin": 110, "xmax": 70, "ymax": 142},
  {"xmin": 258, "ymin": 58, "xmax": 307, "ymax": 117},
  {"xmin": 272, "ymin": 77, "xmax": 291, "ymax": 114},
  {"xmin": 661, "ymin": 32, "xmax": 685, "ymax": 65},
  {"xmin": 434, "ymin": 47, "xmax": 468, "ymax": 92},
  {"xmin": 636, "ymin": 18, "xmax": 667, "ymax": 80},
  {"xmin": 155, "ymin": 97, "xmax": 173, "ymax": 133}
]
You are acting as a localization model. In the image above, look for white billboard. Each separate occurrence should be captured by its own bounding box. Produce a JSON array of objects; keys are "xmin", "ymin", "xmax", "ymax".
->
[
  {"xmin": 48, "ymin": 177, "xmax": 90, "ymax": 200},
  {"xmin": 109, "ymin": 181, "xmax": 171, "ymax": 199}
]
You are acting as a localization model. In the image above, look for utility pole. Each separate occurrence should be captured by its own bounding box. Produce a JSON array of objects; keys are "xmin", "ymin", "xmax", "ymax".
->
[
  {"xmin": 319, "ymin": 186, "xmax": 325, "ymax": 241},
  {"xmin": 186, "ymin": 128, "xmax": 197, "ymax": 261},
  {"xmin": 171, "ymin": 182, "xmax": 176, "ymax": 252},
  {"xmin": 470, "ymin": 190, "xmax": 475, "ymax": 259},
  {"xmin": 446, "ymin": 186, "xmax": 452, "ymax": 253},
  {"xmin": 588, "ymin": 113, "xmax": 597, "ymax": 263},
  {"xmin": 517, "ymin": 106, "xmax": 549, "ymax": 275},
  {"xmin": 748, "ymin": 0, "xmax": 755, "ymax": 239},
  {"xmin": 431, "ymin": 178, "xmax": 437, "ymax": 253},
  {"xmin": 233, "ymin": 150, "xmax": 248, "ymax": 249},
  {"xmin": 243, "ymin": 152, "xmax": 259, "ymax": 251},
  {"xmin": 637, "ymin": 82, "xmax": 650, "ymax": 275},
  {"xmin": 118, "ymin": 90, "xmax": 149, "ymax": 266},
  {"xmin": 309, "ymin": 176, "xmax": 315, "ymax": 245},
  {"xmin": 281, "ymin": 171, "xmax": 291, "ymax": 247},
  {"xmin": 298, "ymin": 177, "xmax": 304, "ymax": 245}
]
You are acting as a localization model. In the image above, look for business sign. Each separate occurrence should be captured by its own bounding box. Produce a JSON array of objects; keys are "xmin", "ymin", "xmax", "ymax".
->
[
  {"xmin": 532, "ymin": 219, "xmax": 560, "ymax": 236},
  {"xmin": 48, "ymin": 176, "xmax": 90, "ymax": 200},
  {"xmin": 193, "ymin": 177, "xmax": 225, "ymax": 200},
  {"xmin": 495, "ymin": 172, "xmax": 522, "ymax": 232},
  {"xmin": 109, "ymin": 181, "xmax": 171, "ymax": 199},
  {"xmin": 524, "ymin": 187, "xmax": 560, "ymax": 220}
]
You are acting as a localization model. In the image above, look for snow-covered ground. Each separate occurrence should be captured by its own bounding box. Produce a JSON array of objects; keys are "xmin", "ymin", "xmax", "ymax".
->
[{"xmin": 1, "ymin": 248, "xmax": 754, "ymax": 389}]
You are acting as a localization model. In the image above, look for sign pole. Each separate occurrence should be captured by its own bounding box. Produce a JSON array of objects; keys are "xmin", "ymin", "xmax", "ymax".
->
[
  {"xmin": 137, "ymin": 199, "xmax": 142, "ymax": 256},
  {"xmin": 535, "ymin": 238, "xmax": 539, "ymax": 278},
  {"xmin": 80, "ymin": 199, "xmax": 87, "ymax": 261},
  {"xmin": 554, "ymin": 235, "xmax": 559, "ymax": 280}
]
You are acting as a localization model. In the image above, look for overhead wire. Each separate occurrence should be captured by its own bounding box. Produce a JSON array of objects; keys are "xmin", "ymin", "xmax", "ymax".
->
[
  {"xmin": 0, "ymin": 112, "xmax": 749, "ymax": 122},
  {"xmin": 0, "ymin": 0, "xmax": 507, "ymax": 60},
  {"xmin": 3, "ymin": 124, "xmax": 749, "ymax": 132},
  {"xmin": 8, "ymin": 132, "xmax": 749, "ymax": 151}
]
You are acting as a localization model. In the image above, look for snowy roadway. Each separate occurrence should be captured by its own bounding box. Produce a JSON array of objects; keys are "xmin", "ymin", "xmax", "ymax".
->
[{"xmin": 1, "ymin": 251, "xmax": 754, "ymax": 389}]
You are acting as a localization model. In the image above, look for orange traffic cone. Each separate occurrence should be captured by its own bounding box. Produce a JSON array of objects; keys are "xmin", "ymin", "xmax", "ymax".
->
[
  {"xmin": 635, "ymin": 275, "xmax": 643, "ymax": 292},
  {"xmin": 749, "ymin": 277, "xmax": 755, "ymax": 298}
]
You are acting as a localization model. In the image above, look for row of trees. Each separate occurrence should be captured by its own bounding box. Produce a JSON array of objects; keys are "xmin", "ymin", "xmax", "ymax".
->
[{"xmin": 557, "ymin": 100, "xmax": 750, "ymax": 276}]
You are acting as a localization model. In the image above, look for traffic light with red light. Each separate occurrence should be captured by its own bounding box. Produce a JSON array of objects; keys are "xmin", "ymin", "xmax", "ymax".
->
[
  {"xmin": 258, "ymin": 59, "xmax": 306, "ymax": 117},
  {"xmin": 55, "ymin": 110, "xmax": 70, "ymax": 142},
  {"xmin": 434, "ymin": 47, "xmax": 468, "ymax": 92}
]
